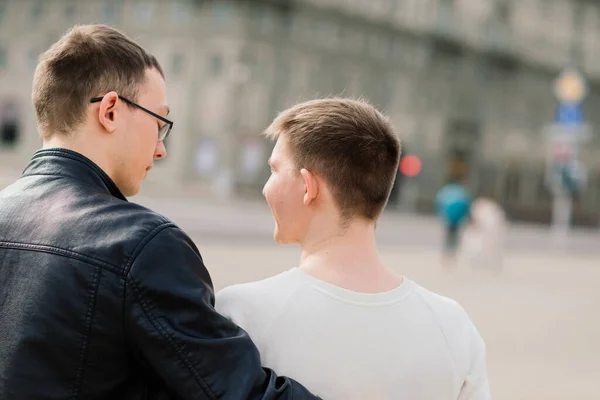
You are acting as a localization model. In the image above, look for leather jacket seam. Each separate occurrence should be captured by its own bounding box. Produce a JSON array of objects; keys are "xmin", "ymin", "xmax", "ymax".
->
[
  {"xmin": 121, "ymin": 223, "xmax": 177, "ymax": 343},
  {"xmin": 71, "ymin": 265, "xmax": 103, "ymax": 399},
  {"xmin": 128, "ymin": 277, "xmax": 218, "ymax": 400},
  {"xmin": 0, "ymin": 241, "xmax": 123, "ymax": 276},
  {"xmin": 123, "ymin": 222, "xmax": 177, "ymax": 276}
]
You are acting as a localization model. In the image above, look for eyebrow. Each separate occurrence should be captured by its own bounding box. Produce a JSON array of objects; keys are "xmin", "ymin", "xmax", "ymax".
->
[{"xmin": 163, "ymin": 106, "xmax": 170, "ymax": 117}]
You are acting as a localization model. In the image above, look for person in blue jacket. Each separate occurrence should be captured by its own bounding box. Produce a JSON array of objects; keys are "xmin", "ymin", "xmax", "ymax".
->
[{"xmin": 435, "ymin": 179, "xmax": 472, "ymax": 265}]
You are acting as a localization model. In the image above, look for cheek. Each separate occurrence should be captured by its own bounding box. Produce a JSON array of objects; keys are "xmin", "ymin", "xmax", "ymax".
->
[
  {"xmin": 142, "ymin": 122, "xmax": 159, "ymax": 152},
  {"xmin": 264, "ymin": 174, "xmax": 286, "ymax": 202},
  {"xmin": 263, "ymin": 175, "xmax": 281, "ymax": 208},
  {"xmin": 266, "ymin": 174, "xmax": 305, "ymax": 214},
  {"xmin": 130, "ymin": 116, "xmax": 157, "ymax": 149}
]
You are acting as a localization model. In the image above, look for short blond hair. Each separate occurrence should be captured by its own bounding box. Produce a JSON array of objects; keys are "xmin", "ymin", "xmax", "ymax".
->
[
  {"xmin": 264, "ymin": 98, "xmax": 401, "ymax": 222},
  {"xmin": 32, "ymin": 24, "xmax": 163, "ymax": 139}
]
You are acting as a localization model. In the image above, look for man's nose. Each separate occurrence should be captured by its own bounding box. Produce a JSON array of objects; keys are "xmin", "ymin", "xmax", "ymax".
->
[{"xmin": 154, "ymin": 141, "xmax": 167, "ymax": 159}]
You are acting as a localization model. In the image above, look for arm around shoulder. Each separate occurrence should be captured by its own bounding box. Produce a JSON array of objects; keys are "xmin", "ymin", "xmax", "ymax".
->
[{"xmin": 124, "ymin": 224, "xmax": 319, "ymax": 399}]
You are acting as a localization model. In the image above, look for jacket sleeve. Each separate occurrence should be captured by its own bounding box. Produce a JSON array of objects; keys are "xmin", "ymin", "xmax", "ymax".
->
[{"xmin": 124, "ymin": 224, "xmax": 319, "ymax": 400}]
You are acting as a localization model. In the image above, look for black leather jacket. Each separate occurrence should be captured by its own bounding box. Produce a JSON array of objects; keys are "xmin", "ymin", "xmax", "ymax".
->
[{"xmin": 0, "ymin": 149, "xmax": 318, "ymax": 400}]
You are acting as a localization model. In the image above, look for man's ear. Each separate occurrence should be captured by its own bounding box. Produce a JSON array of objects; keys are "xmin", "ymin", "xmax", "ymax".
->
[
  {"xmin": 300, "ymin": 168, "xmax": 318, "ymax": 206},
  {"xmin": 96, "ymin": 91, "xmax": 119, "ymax": 133}
]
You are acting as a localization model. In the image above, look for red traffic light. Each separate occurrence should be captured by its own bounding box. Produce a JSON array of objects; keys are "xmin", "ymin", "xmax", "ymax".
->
[{"xmin": 399, "ymin": 154, "xmax": 422, "ymax": 177}]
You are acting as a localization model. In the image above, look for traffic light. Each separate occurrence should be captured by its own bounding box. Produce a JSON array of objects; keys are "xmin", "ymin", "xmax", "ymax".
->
[
  {"xmin": 388, "ymin": 149, "xmax": 422, "ymax": 208},
  {"xmin": 399, "ymin": 154, "xmax": 422, "ymax": 177}
]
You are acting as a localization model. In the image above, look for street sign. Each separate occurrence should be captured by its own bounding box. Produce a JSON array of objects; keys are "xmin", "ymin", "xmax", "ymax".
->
[
  {"xmin": 555, "ymin": 103, "xmax": 583, "ymax": 126},
  {"xmin": 553, "ymin": 67, "xmax": 587, "ymax": 105}
]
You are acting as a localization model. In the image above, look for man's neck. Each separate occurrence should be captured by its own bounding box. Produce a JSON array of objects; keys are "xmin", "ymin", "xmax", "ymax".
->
[
  {"xmin": 299, "ymin": 220, "xmax": 403, "ymax": 293},
  {"xmin": 43, "ymin": 135, "xmax": 114, "ymax": 180}
]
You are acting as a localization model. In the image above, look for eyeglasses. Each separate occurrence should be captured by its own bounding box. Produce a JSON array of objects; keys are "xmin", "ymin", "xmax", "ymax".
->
[{"xmin": 90, "ymin": 95, "xmax": 173, "ymax": 142}]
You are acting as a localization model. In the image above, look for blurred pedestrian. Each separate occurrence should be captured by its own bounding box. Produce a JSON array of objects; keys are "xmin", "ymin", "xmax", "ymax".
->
[
  {"xmin": 461, "ymin": 193, "xmax": 506, "ymax": 272},
  {"xmin": 435, "ymin": 179, "xmax": 472, "ymax": 266}
]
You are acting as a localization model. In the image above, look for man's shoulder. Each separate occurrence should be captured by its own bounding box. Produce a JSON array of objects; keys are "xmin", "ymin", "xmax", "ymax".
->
[
  {"xmin": 411, "ymin": 281, "xmax": 487, "ymax": 383},
  {"xmin": 64, "ymin": 196, "xmax": 186, "ymax": 271},
  {"xmin": 104, "ymin": 200, "xmax": 198, "ymax": 264},
  {"xmin": 411, "ymin": 281, "xmax": 484, "ymax": 356},
  {"xmin": 97, "ymin": 197, "xmax": 178, "ymax": 239},
  {"xmin": 411, "ymin": 282, "xmax": 473, "ymax": 329},
  {"xmin": 218, "ymin": 269, "xmax": 300, "ymax": 303},
  {"xmin": 1, "ymin": 178, "xmax": 181, "ymax": 254},
  {"xmin": 109, "ymin": 197, "xmax": 171, "ymax": 221},
  {"xmin": 216, "ymin": 269, "xmax": 303, "ymax": 324}
]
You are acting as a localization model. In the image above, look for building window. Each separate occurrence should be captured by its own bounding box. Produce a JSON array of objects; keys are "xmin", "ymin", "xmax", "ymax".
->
[
  {"xmin": 310, "ymin": 17, "xmax": 339, "ymax": 49},
  {"xmin": 494, "ymin": 1, "xmax": 511, "ymax": 24},
  {"xmin": 332, "ymin": 65, "xmax": 350, "ymax": 95},
  {"xmin": 368, "ymin": 31, "xmax": 390, "ymax": 60},
  {"xmin": 171, "ymin": 53, "xmax": 184, "ymax": 78},
  {"xmin": 209, "ymin": 54, "xmax": 223, "ymax": 78},
  {"xmin": 1, "ymin": 102, "xmax": 19, "ymax": 147},
  {"xmin": 250, "ymin": 3, "xmax": 277, "ymax": 35},
  {"xmin": 64, "ymin": 0, "xmax": 76, "ymax": 20},
  {"xmin": 0, "ymin": 1, "xmax": 8, "ymax": 24},
  {"xmin": 212, "ymin": 1, "xmax": 233, "ymax": 27},
  {"xmin": 536, "ymin": 170, "xmax": 551, "ymax": 203},
  {"xmin": 476, "ymin": 165, "xmax": 498, "ymax": 197},
  {"xmin": 28, "ymin": 47, "xmax": 41, "ymax": 70},
  {"xmin": 0, "ymin": 47, "xmax": 7, "ymax": 70},
  {"xmin": 173, "ymin": 0, "xmax": 193, "ymax": 23},
  {"xmin": 582, "ymin": 4, "xmax": 600, "ymax": 58},
  {"xmin": 102, "ymin": 0, "xmax": 122, "ymax": 26},
  {"xmin": 341, "ymin": 25, "xmax": 365, "ymax": 54},
  {"xmin": 31, "ymin": 0, "xmax": 44, "ymax": 22},
  {"xmin": 309, "ymin": 58, "xmax": 327, "ymax": 94},
  {"xmin": 437, "ymin": 0, "xmax": 456, "ymax": 28},
  {"xmin": 503, "ymin": 168, "xmax": 521, "ymax": 203},
  {"xmin": 133, "ymin": 0, "xmax": 154, "ymax": 24},
  {"xmin": 595, "ymin": 172, "xmax": 600, "ymax": 206}
]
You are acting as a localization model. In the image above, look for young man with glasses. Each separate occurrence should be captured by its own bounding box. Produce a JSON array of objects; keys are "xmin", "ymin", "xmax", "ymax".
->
[{"xmin": 0, "ymin": 24, "xmax": 318, "ymax": 399}]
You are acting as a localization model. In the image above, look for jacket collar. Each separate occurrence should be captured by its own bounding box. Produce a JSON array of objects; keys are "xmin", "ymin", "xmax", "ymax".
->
[{"xmin": 22, "ymin": 148, "xmax": 127, "ymax": 201}]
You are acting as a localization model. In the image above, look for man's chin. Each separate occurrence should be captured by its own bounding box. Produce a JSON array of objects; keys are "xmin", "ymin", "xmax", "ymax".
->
[
  {"xmin": 273, "ymin": 231, "xmax": 293, "ymax": 245},
  {"xmin": 121, "ymin": 184, "xmax": 141, "ymax": 198},
  {"xmin": 273, "ymin": 234, "xmax": 285, "ymax": 244}
]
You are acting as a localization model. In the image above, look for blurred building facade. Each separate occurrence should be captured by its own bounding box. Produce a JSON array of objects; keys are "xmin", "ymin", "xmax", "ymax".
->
[{"xmin": 1, "ymin": 0, "xmax": 600, "ymax": 224}]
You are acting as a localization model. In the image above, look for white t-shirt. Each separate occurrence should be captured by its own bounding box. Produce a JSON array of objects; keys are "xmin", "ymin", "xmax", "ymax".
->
[{"xmin": 216, "ymin": 268, "xmax": 490, "ymax": 400}]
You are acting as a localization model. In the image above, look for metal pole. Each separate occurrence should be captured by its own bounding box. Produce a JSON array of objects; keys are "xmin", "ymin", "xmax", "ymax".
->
[{"xmin": 551, "ymin": 189, "xmax": 571, "ymax": 248}]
